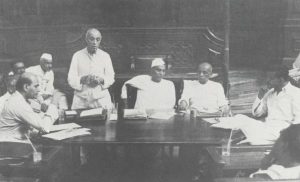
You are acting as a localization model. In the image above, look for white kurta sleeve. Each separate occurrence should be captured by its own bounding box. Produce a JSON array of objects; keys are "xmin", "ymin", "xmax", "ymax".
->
[
  {"xmin": 178, "ymin": 80, "xmax": 192, "ymax": 105},
  {"xmin": 252, "ymin": 96, "xmax": 268, "ymax": 117},
  {"xmin": 121, "ymin": 76, "xmax": 144, "ymax": 99},
  {"xmin": 102, "ymin": 54, "xmax": 115, "ymax": 89},
  {"xmin": 216, "ymin": 83, "xmax": 227, "ymax": 107},
  {"xmin": 45, "ymin": 71, "xmax": 54, "ymax": 95},
  {"xmin": 68, "ymin": 53, "xmax": 82, "ymax": 91},
  {"xmin": 168, "ymin": 81, "xmax": 176, "ymax": 108},
  {"xmin": 16, "ymin": 103, "xmax": 58, "ymax": 133},
  {"xmin": 291, "ymin": 93, "xmax": 300, "ymax": 124}
]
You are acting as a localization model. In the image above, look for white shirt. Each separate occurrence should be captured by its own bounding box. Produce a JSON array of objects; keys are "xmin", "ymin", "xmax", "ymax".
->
[
  {"xmin": 179, "ymin": 80, "xmax": 227, "ymax": 113},
  {"xmin": 0, "ymin": 92, "xmax": 12, "ymax": 113},
  {"xmin": 0, "ymin": 91, "xmax": 58, "ymax": 143},
  {"xmin": 26, "ymin": 65, "xmax": 54, "ymax": 96},
  {"xmin": 251, "ymin": 164, "xmax": 300, "ymax": 180},
  {"xmin": 252, "ymin": 82, "xmax": 300, "ymax": 131},
  {"xmin": 68, "ymin": 48, "xmax": 115, "ymax": 109},
  {"xmin": 121, "ymin": 75, "xmax": 176, "ymax": 110}
]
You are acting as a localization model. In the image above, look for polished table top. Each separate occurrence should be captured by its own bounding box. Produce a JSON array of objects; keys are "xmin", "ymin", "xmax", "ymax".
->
[{"xmin": 60, "ymin": 113, "xmax": 231, "ymax": 145}]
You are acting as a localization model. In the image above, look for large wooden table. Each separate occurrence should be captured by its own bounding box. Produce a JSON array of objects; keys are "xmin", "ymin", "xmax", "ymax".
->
[{"xmin": 62, "ymin": 113, "xmax": 230, "ymax": 146}]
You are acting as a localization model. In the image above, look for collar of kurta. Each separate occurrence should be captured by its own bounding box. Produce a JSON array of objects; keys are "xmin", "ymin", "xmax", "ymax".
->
[{"xmin": 85, "ymin": 47, "xmax": 99, "ymax": 57}]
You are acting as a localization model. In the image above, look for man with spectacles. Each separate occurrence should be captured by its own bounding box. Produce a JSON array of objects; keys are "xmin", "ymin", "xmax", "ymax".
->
[{"xmin": 178, "ymin": 62, "xmax": 229, "ymax": 115}]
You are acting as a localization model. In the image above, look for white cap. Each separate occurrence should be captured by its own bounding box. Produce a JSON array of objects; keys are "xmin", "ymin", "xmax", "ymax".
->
[
  {"xmin": 151, "ymin": 58, "xmax": 165, "ymax": 68},
  {"xmin": 40, "ymin": 53, "xmax": 52, "ymax": 61}
]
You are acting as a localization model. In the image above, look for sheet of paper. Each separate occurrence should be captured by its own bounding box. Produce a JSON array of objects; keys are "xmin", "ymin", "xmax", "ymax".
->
[
  {"xmin": 109, "ymin": 113, "xmax": 118, "ymax": 121},
  {"xmin": 80, "ymin": 108, "xmax": 103, "ymax": 117},
  {"xmin": 65, "ymin": 110, "xmax": 77, "ymax": 115},
  {"xmin": 148, "ymin": 111, "xmax": 175, "ymax": 120},
  {"xmin": 210, "ymin": 115, "xmax": 246, "ymax": 129},
  {"xmin": 123, "ymin": 109, "xmax": 147, "ymax": 119},
  {"xmin": 202, "ymin": 118, "xmax": 219, "ymax": 124},
  {"xmin": 49, "ymin": 123, "xmax": 82, "ymax": 132},
  {"xmin": 42, "ymin": 128, "xmax": 91, "ymax": 140}
]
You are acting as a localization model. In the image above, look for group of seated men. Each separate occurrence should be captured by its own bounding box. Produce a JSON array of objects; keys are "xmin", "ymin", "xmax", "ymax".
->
[{"xmin": 0, "ymin": 27, "xmax": 299, "ymax": 179}]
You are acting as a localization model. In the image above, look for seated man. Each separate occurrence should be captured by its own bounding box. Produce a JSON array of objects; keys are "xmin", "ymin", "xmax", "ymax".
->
[
  {"xmin": 0, "ymin": 72, "xmax": 58, "ymax": 143},
  {"xmin": 178, "ymin": 62, "xmax": 229, "ymax": 114},
  {"xmin": 231, "ymin": 66, "xmax": 300, "ymax": 144},
  {"xmin": 26, "ymin": 53, "xmax": 54, "ymax": 104},
  {"xmin": 8, "ymin": 60, "xmax": 25, "ymax": 76},
  {"xmin": 121, "ymin": 58, "xmax": 176, "ymax": 110},
  {"xmin": 0, "ymin": 75, "xmax": 18, "ymax": 113},
  {"xmin": 251, "ymin": 124, "xmax": 300, "ymax": 180}
]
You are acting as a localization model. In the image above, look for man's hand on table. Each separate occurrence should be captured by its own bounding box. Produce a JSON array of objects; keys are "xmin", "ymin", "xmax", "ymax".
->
[{"xmin": 178, "ymin": 100, "xmax": 188, "ymax": 112}]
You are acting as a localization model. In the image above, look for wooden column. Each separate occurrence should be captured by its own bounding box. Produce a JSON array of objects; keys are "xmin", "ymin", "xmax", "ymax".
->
[{"xmin": 224, "ymin": 0, "xmax": 230, "ymax": 97}]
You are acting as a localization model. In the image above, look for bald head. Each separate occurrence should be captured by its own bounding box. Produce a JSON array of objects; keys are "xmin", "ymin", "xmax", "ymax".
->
[
  {"xmin": 85, "ymin": 28, "xmax": 102, "ymax": 54},
  {"xmin": 16, "ymin": 72, "xmax": 40, "ymax": 99},
  {"xmin": 198, "ymin": 62, "xmax": 213, "ymax": 84}
]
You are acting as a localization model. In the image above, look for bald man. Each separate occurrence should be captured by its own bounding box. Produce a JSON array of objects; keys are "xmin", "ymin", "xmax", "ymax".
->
[
  {"xmin": 0, "ymin": 73, "xmax": 58, "ymax": 142},
  {"xmin": 68, "ymin": 28, "xmax": 115, "ymax": 109},
  {"xmin": 178, "ymin": 62, "xmax": 229, "ymax": 114},
  {"xmin": 121, "ymin": 58, "xmax": 176, "ymax": 110}
]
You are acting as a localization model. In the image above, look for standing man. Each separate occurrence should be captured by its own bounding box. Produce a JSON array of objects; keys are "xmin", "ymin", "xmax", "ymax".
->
[
  {"xmin": 26, "ymin": 53, "xmax": 54, "ymax": 102},
  {"xmin": 68, "ymin": 28, "xmax": 115, "ymax": 109},
  {"xmin": 0, "ymin": 72, "xmax": 58, "ymax": 142}
]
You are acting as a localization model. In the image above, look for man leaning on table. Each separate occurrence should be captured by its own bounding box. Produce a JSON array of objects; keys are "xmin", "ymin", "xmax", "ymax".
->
[
  {"xmin": 177, "ymin": 62, "xmax": 229, "ymax": 115},
  {"xmin": 68, "ymin": 28, "xmax": 115, "ymax": 109},
  {"xmin": 0, "ymin": 72, "xmax": 58, "ymax": 143},
  {"xmin": 121, "ymin": 58, "xmax": 176, "ymax": 110}
]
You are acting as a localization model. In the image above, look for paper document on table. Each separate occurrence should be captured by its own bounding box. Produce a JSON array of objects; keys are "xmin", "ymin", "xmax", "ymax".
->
[
  {"xmin": 202, "ymin": 118, "xmax": 220, "ymax": 124},
  {"xmin": 109, "ymin": 113, "xmax": 118, "ymax": 121},
  {"xmin": 148, "ymin": 111, "xmax": 175, "ymax": 120},
  {"xmin": 65, "ymin": 110, "xmax": 77, "ymax": 115},
  {"xmin": 210, "ymin": 115, "xmax": 246, "ymax": 129},
  {"xmin": 123, "ymin": 109, "xmax": 147, "ymax": 119},
  {"xmin": 80, "ymin": 108, "xmax": 103, "ymax": 117},
  {"xmin": 50, "ymin": 123, "xmax": 82, "ymax": 132},
  {"xmin": 42, "ymin": 128, "xmax": 91, "ymax": 140}
]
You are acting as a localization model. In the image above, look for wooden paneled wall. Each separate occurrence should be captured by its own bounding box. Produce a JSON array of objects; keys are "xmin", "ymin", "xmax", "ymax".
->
[{"xmin": 0, "ymin": 0, "xmax": 287, "ymax": 72}]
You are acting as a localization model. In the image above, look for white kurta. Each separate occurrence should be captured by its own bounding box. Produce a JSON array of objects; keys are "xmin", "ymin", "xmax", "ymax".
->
[
  {"xmin": 121, "ymin": 75, "xmax": 176, "ymax": 110},
  {"xmin": 0, "ymin": 92, "xmax": 12, "ymax": 113},
  {"xmin": 26, "ymin": 65, "xmax": 54, "ymax": 96},
  {"xmin": 251, "ymin": 164, "xmax": 300, "ymax": 180},
  {"xmin": 68, "ymin": 48, "xmax": 115, "ymax": 109},
  {"xmin": 179, "ymin": 80, "xmax": 227, "ymax": 113},
  {"xmin": 0, "ymin": 91, "xmax": 58, "ymax": 143},
  {"xmin": 252, "ymin": 82, "xmax": 300, "ymax": 132}
]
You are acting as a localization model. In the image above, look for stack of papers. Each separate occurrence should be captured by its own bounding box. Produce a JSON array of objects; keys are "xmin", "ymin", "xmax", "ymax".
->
[
  {"xmin": 80, "ymin": 108, "xmax": 103, "ymax": 118},
  {"xmin": 49, "ymin": 123, "xmax": 81, "ymax": 132},
  {"xmin": 43, "ymin": 128, "xmax": 91, "ymax": 140},
  {"xmin": 123, "ymin": 109, "xmax": 147, "ymax": 120},
  {"xmin": 148, "ymin": 111, "xmax": 175, "ymax": 120},
  {"xmin": 43, "ymin": 122, "xmax": 91, "ymax": 140}
]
